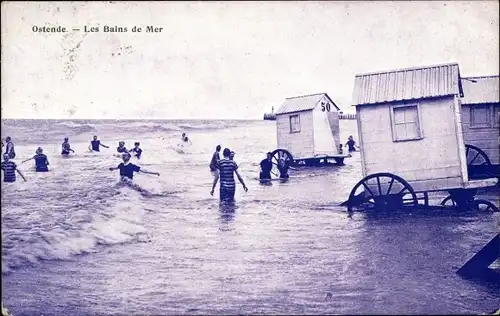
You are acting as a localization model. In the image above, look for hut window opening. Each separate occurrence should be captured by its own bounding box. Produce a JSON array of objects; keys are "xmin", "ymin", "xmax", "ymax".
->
[
  {"xmin": 289, "ymin": 114, "xmax": 301, "ymax": 133},
  {"xmin": 390, "ymin": 104, "xmax": 422, "ymax": 142},
  {"xmin": 470, "ymin": 105, "xmax": 491, "ymax": 128}
]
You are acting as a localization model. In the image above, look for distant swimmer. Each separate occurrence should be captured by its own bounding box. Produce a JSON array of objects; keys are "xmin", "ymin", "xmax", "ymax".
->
[
  {"xmin": 209, "ymin": 145, "xmax": 221, "ymax": 180},
  {"xmin": 109, "ymin": 152, "xmax": 159, "ymax": 181},
  {"xmin": 61, "ymin": 137, "xmax": 75, "ymax": 156},
  {"xmin": 259, "ymin": 152, "xmax": 274, "ymax": 181},
  {"xmin": 345, "ymin": 135, "xmax": 359, "ymax": 152},
  {"xmin": 22, "ymin": 147, "xmax": 50, "ymax": 172},
  {"xmin": 116, "ymin": 141, "xmax": 128, "ymax": 153},
  {"xmin": 89, "ymin": 135, "xmax": 109, "ymax": 152},
  {"xmin": 178, "ymin": 133, "xmax": 192, "ymax": 147},
  {"xmin": 1, "ymin": 153, "xmax": 27, "ymax": 182},
  {"xmin": 210, "ymin": 148, "xmax": 248, "ymax": 202},
  {"xmin": 4, "ymin": 137, "xmax": 16, "ymax": 159},
  {"xmin": 129, "ymin": 142, "xmax": 143, "ymax": 159}
]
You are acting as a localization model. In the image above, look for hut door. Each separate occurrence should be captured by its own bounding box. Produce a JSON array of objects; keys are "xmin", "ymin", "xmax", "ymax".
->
[{"xmin": 313, "ymin": 106, "xmax": 336, "ymax": 155}]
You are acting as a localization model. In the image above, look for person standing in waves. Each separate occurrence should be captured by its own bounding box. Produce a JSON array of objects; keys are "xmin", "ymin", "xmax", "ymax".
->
[
  {"xmin": 210, "ymin": 148, "xmax": 248, "ymax": 202},
  {"xmin": 21, "ymin": 147, "xmax": 50, "ymax": 172},
  {"xmin": 109, "ymin": 152, "xmax": 159, "ymax": 181},
  {"xmin": 4, "ymin": 137, "xmax": 16, "ymax": 159},
  {"xmin": 1, "ymin": 153, "xmax": 27, "ymax": 182},
  {"xmin": 209, "ymin": 145, "xmax": 221, "ymax": 180},
  {"xmin": 61, "ymin": 137, "xmax": 75, "ymax": 156},
  {"xmin": 89, "ymin": 135, "xmax": 109, "ymax": 152}
]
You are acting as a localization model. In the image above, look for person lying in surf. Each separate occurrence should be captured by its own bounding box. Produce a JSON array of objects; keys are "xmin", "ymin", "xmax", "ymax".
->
[
  {"xmin": 116, "ymin": 141, "xmax": 128, "ymax": 153},
  {"xmin": 109, "ymin": 152, "xmax": 159, "ymax": 181},
  {"xmin": 1, "ymin": 153, "xmax": 27, "ymax": 182},
  {"xmin": 22, "ymin": 147, "xmax": 50, "ymax": 172},
  {"xmin": 61, "ymin": 137, "xmax": 75, "ymax": 156},
  {"xmin": 129, "ymin": 142, "xmax": 143, "ymax": 159},
  {"xmin": 90, "ymin": 135, "xmax": 109, "ymax": 152}
]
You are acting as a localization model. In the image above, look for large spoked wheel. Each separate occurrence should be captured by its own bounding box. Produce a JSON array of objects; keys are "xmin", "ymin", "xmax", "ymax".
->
[
  {"xmin": 466, "ymin": 144, "xmax": 491, "ymax": 167},
  {"xmin": 270, "ymin": 149, "xmax": 294, "ymax": 178},
  {"xmin": 474, "ymin": 199, "xmax": 500, "ymax": 212},
  {"xmin": 346, "ymin": 173, "xmax": 418, "ymax": 212}
]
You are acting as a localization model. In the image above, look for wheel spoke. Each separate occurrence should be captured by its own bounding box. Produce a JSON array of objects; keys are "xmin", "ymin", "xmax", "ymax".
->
[
  {"xmin": 466, "ymin": 146, "xmax": 470, "ymax": 157},
  {"xmin": 362, "ymin": 182, "xmax": 375, "ymax": 197},
  {"xmin": 386, "ymin": 178, "xmax": 395, "ymax": 195},
  {"xmin": 376, "ymin": 176, "xmax": 382, "ymax": 196},
  {"xmin": 469, "ymin": 152, "xmax": 480, "ymax": 165},
  {"xmin": 397, "ymin": 187, "xmax": 408, "ymax": 195}
]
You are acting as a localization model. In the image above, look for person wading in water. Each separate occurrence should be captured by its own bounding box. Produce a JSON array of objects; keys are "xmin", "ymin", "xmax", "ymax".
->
[
  {"xmin": 22, "ymin": 147, "xmax": 50, "ymax": 172},
  {"xmin": 210, "ymin": 148, "xmax": 248, "ymax": 202}
]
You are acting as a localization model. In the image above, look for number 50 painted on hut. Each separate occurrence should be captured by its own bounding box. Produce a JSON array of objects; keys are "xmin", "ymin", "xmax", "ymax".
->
[{"xmin": 321, "ymin": 102, "xmax": 331, "ymax": 112}]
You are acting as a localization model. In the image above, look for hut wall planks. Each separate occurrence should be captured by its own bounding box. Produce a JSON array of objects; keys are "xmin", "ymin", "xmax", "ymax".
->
[
  {"xmin": 276, "ymin": 110, "xmax": 314, "ymax": 159},
  {"xmin": 357, "ymin": 96, "xmax": 464, "ymax": 189}
]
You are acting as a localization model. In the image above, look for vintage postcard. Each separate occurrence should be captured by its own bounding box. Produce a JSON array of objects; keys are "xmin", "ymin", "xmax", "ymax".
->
[{"xmin": 1, "ymin": 1, "xmax": 499, "ymax": 315}]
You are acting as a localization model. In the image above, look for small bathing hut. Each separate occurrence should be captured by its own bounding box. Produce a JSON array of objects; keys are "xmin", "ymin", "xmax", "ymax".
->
[
  {"xmin": 352, "ymin": 62, "xmax": 468, "ymax": 192},
  {"xmin": 460, "ymin": 75, "xmax": 499, "ymax": 166},
  {"xmin": 274, "ymin": 92, "xmax": 345, "ymax": 165}
]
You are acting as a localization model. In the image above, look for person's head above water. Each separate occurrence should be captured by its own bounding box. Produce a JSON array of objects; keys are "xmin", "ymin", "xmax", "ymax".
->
[
  {"xmin": 122, "ymin": 152, "xmax": 131, "ymax": 162},
  {"xmin": 182, "ymin": 133, "xmax": 186, "ymax": 137},
  {"xmin": 134, "ymin": 142, "xmax": 140, "ymax": 147},
  {"xmin": 36, "ymin": 147, "xmax": 43, "ymax": 154},
  {"xmin": 223, "ymin": 148, "xmax": 231, "ymax": 158},
  {"xmin": 216, "ymin": 145, "xmax": 221, "ymax": 152}
]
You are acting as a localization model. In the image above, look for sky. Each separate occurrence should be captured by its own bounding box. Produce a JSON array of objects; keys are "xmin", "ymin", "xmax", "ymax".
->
[{"xmin": 1, "ymin": 1, "xmax": 498, "ymax": 120}]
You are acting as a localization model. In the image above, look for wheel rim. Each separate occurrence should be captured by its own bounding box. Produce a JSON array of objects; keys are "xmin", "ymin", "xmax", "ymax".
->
[
  {"xmin": 441, "ymin": 195, "xmax": 457, "ymax": 207},
  {"xmin": 347, "ymin": 172, "xmax": 418, "ymax": 212},
  {"xmin": 465, "ymin": 144, "xmax": 491, "ymax": 166},
  {"xmin": 474, "ymin": 199, "xmax": 500, "ymax": 212}
]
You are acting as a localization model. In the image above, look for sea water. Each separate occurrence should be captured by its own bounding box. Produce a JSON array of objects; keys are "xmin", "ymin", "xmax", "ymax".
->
[{"xmin": 1, "ymin": 119, "xmax": 498, "ymax": 315}]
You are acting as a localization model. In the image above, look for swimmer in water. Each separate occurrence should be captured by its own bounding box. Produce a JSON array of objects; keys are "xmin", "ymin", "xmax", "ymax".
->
[
  {"xmin": 61, "ymin": 137, "xmax": 75, "ymax": 156},
  {"xmin": 4, "ymin": 136, "xmax": 16, "ymax": 159},
  {"xmin": 129, "ymin": 142, "xmax": 142, "ymax": 159},
  {"xmin": 180, "ymin": 133, "xmax": 192, "ymax": 145},
  {"xmin": 116, "ymin": 141, "xmax": 128, "ymax": 153},
  {"xmin": 109, "ymin": 152, "xmax": 159, "ymax": 181},
  {"xmin": 90, "ymin": 135, "xmax": 109, "ymax": 152},
  {"xmin": 22, "ymin": 147, "xmax": 50, "ymax": 172},
  {"xmin": 1, "ymin": 153, "xmax": 27, "ymax": 182}
]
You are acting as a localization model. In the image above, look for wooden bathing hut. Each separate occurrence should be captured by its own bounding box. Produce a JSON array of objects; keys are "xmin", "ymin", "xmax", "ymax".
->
[
  {"xmin": 274, "ymin": 92, "xmax": 347, "ymax": 165},
  {"xmin": 460, "ymin": 75, "xmax": 499, "ymax": 179},
  {"xmin": 352, "ymin": 62, "xmax": 469, "ymax": 193}
]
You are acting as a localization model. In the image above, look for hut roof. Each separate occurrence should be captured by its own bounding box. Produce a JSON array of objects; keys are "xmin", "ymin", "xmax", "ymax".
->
[
  {"xmin": 352, "ymin": 62, "xmax": 464, "ymax": 106},
  {"xmin": 276, "ymin": 93, "xmax": 340, "ymax": 115},
  {"xmin": 461, "ymin": 75, "xmax": 499, "ymax": 105}
]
